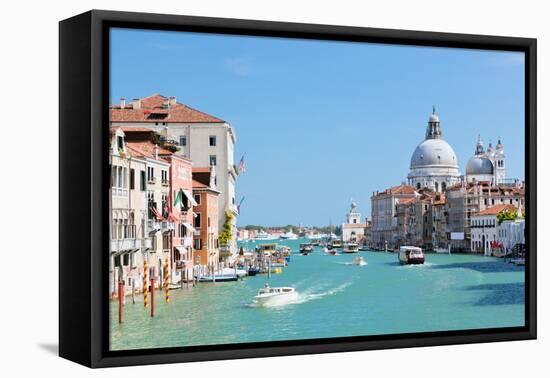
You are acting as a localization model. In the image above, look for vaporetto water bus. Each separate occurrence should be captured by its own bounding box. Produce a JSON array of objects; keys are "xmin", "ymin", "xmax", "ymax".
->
[
  {"xmin": 331, "ymin": 239, "xmax": 343, "ymax": 249},
  {"xmin": 342, "ymin": 242, "xmax": 359, "ymax": 253}
]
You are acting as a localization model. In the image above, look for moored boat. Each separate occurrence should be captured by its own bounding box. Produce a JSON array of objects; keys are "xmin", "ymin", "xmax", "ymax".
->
[
  {"xmin": 257, "ymin": 243, "xmax": 278, "ymax": 255},
  {"xmin": 398, "ymin": 246, "xmax": 425, "ymax": 265},
  {"xmin": 196, "ymin": 274, "xmax": 238, "ymax": 282}
]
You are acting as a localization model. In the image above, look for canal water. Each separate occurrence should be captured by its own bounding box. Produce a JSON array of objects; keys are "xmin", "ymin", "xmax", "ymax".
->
[{"xmin": 110, "ymin": 238, "xmax": 525, "ymax": 351}]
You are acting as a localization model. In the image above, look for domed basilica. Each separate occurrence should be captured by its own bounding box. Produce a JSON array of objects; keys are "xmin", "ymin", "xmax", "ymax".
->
[{"xmin": 407, "ymin": 108, "xmax": 505, "ymax": 192}]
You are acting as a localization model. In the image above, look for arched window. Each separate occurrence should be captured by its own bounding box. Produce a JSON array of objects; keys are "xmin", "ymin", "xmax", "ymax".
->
[
  {"xmin": 416, "ymin": 182, "xmax": 421, "ymax": 190},
  {"xmin": 442, "ymin": 182, "xmax": 447, "ymax": 192},
  {"xmin": 435, "ymin": 182, "xmax": 439, "ymax": 192}
]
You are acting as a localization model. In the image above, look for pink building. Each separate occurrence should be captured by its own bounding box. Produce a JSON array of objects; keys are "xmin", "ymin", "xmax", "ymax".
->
[{"xmin": 161, "ymin": 153, "xmax": 196, "ymax": 283}]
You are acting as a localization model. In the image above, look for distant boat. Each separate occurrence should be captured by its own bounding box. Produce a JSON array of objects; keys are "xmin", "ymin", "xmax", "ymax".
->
[
  {"xmin": 256, "ymin": 230, "xmax": 275, "ymax": 240},
  {"xmin": 331, "ymin": 239, "xmax": 343, "ymax": 249},
  {"xmin": 342, "ymin": 242, "xmax": 359, "ymax": 253},
  {"xmin": 305, "ymin": 233, "xmax": 320, "ymax": 240},
  {"xmin": 299, "ymin": 243, "xmax": 314, "ymax": 254},
  {"xmin": 257, "ymin": 243, "xmax": 278, "ymax": 255},
  {"xmin": 398, "ymin": 246, "xmax": 425, "ymax": 265},
  {"xmin": 280, "ymin": 228, "xmax": 298, "ymax": 240},
  {"xmin": 247, "ymin": 267, "xmax": 260, "ymax": 276}
]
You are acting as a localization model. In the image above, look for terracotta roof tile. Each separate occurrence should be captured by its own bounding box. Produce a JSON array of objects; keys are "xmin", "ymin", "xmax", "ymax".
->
[
  {"xmin": 397, "ymin": 197, "xmax": 417, "ymax": 204},
  {"xmin": 475, "ymin": 204, "xmax": 517, "ymax": 216},
  {"xmin": 192, "ymin": 179, "xmax": 209, "ymax": 189},
  {"xmin": 110, "ymin": 94, "xmax": 225, "ymax": 123},
  {"xmin": 125, "ymin": 141, "xmax": 173, "ymax": 161}
]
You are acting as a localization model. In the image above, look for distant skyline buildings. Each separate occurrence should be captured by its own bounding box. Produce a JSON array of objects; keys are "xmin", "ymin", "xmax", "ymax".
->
[{"xmin": 111, "ymin": 28, "xmax": 525, "ymax": 226}]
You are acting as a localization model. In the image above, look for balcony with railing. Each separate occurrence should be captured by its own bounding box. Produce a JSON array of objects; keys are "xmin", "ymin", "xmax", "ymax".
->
[
  {"xmin": 181, "ymin": 236, "xmax": 193, "ymax": 247},
  {"xmin": 110, "ymin": 237, "xmax": 152, "ymax": 252},
  {"xmin": 148, "ymin": 219, "xmax": 175, "ymax": 233}
]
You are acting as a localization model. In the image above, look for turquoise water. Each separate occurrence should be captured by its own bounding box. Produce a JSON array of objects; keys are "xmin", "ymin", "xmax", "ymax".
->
[{"xmin": 110, "ymin": 238, "xmax": 525, "ymax": 351}]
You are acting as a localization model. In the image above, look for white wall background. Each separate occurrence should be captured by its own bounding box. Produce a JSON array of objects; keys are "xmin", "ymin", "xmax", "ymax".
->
[{"xmin": 0, "ymin": 0, "xmax": 546, "ymax": 375}]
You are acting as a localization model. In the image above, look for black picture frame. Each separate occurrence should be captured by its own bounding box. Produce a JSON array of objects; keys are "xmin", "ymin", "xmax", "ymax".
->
[{"xmin": 59, "ymin": 9, "xmax": 537, "ymax": 368}]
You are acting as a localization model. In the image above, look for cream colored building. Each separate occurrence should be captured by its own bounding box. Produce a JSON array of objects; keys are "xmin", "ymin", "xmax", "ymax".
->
[
  {"xmin": 371, "ymin": 185, "xmax": 418, "ymax": 250},
  {"xmin": 109, "ymin": 128, "xmax": 151, "ymax": 297}
]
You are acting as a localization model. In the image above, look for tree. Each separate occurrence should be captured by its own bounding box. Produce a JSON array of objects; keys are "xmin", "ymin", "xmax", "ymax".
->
[
  {"xmin": 219, "ymin": 210, "xmax": 234, "ymax": 245},
  {"xmin": 497, "ymin": 209, "xmax": 518, "ymax": 225}
]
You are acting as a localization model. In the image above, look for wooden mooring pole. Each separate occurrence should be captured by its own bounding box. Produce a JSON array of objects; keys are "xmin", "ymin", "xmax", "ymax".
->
[
  {"xmin": 118, "ymin": 278, "xmax": 124, "ymax": 323},
  {"xmin": 150, "ymin": 277, "xmax": 155, "ymax": 318}
]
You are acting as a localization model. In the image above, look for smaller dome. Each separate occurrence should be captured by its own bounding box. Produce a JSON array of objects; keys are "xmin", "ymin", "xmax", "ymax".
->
[{"xmin": 466, "ymin": 156, "xmax": 494, "ymax": 175}]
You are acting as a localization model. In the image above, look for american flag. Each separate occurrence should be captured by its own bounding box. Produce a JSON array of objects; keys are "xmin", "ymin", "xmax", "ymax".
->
[{"xmin": 238, "ymin": 154, "xmax": 246, "ymax": 173}]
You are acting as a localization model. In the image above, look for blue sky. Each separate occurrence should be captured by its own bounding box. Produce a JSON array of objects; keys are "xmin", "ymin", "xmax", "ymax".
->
[{"xmin": 111, "ymin": 28, "xmax": 525, "ymax": 227}]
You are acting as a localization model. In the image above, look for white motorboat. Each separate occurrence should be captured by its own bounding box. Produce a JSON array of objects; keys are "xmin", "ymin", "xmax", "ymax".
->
[
  {"xmin": 253, "ymin": 284, "xmax": 298, "ymax": 306},
  {"xmin": 352, "ymin": 256, "xmax": 367, "ymax": 266}
]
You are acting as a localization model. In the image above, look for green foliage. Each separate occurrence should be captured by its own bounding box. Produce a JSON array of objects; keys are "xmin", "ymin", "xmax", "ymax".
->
[
  {"xmin": 150, "ymin": 132, "xmax": 180, "ymax": 153},
  {"xmin": 497, "ymin": 209, "xmax": 518, "ymax": 225},
  {"xmin": 219, "ymin": 210, "xmax": 234, "ymax": 246},
  {"xmin": 163, "ymin": 144, "xmax": 180, "ymax": 153}
]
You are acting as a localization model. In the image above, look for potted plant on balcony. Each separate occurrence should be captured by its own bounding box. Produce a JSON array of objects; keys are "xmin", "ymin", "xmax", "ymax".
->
[{"xmin": 219, "ymin": 210, "xmax": 234, "ymax": 258}]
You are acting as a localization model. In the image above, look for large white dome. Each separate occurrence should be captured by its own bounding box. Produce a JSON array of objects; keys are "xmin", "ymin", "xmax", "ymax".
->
[{"xmin": 410, "ymin": 138, "xmax": 459, "ymax": 169}]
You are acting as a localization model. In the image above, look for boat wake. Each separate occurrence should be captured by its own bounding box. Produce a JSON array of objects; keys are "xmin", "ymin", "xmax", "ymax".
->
[
  {"xmin": 398, "ymin": 262, "xmax": 435, "ymax": 269},
  {"xmin": 338, "ymin": 261, "xmax": 368, "ymax": 266},
  {"xmin": 248, "ymin": 282, "xmax": 351, "ymax": 308}
]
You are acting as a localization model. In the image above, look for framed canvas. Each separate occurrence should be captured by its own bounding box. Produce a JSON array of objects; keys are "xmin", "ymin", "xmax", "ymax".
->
[{"xmin": 59, "ymin": 10, "xmax": 537, "ymax": 368}]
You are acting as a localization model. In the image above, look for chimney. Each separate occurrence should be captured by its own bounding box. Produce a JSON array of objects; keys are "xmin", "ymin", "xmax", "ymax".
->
[
  {"xmin": 132, "ymin": 98, "xmax": 141, "ymax": 109},
  {"xmin": 119, "ymin": 98, "xmax": 126, "ymax": 108},
  {"xmin": 169, "ymin": 96, "xmax": 176, "ymax": 106},
  {"xmin": 153, "ymin": 145, "xmax": 159, "ymax": 160}
]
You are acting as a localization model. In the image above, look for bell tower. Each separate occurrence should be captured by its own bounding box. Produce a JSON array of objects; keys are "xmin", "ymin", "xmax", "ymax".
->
[{"xmin": 494, "ymin": 137, "xmax": 505, "ymax": 184}]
